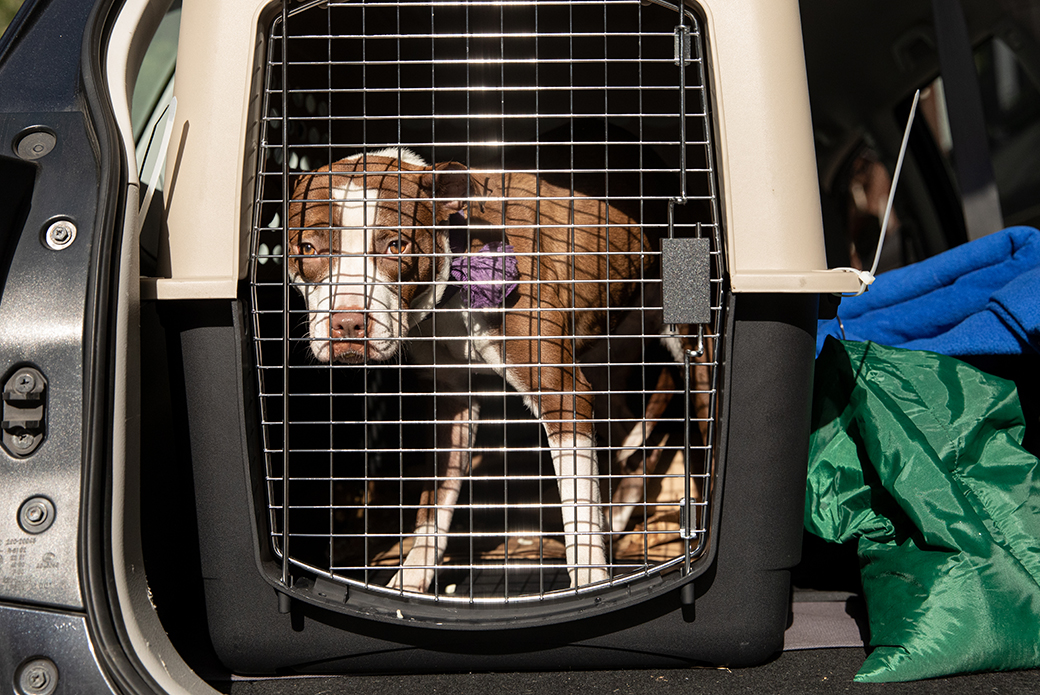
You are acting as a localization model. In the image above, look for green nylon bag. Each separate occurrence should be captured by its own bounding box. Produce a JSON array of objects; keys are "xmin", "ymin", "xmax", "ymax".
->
[{"xmin": 806, "ymin": 338, "xmax": 1040, "ymax": 682}]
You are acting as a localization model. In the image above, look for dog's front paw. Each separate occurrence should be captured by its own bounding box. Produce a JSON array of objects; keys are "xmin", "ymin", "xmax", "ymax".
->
[{"xmin": 387, "ymin": 567, "xmax": 434, "ymax": 593}]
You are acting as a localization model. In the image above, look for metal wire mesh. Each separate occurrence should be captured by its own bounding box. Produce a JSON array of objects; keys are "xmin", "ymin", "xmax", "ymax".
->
[{"xmin": 249, "ymin": 0, "xmax": 724, "ymax": 605}]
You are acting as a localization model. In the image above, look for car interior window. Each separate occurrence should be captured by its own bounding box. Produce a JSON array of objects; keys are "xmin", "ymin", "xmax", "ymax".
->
[
  {"xmin": 824, "ymin": 34, "xmax": 1040, "ymax": 278},
  {"xmin": 131, "ymin": 5, "xmax": 179, "ymax": 142},
  {"xmin": 921, "ymin": 37, "xmax": 1040, "ymax": 229},
  {"xmin": 831, "ymin": 144, "xmax": 910, "ymax": 274},
  {"xmin": 131, "ymin": 2, "xmax": 180, "ymax": 277},
  {"xmin": 0, "ymin": 0, "xmax": 25, "ymax": 38}
]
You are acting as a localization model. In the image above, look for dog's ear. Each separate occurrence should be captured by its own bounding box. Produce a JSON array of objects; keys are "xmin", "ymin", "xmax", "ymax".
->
[
  {"xmin": 289, "ymin": 168, "xmax": 326, "ymax": 203},
  {"xmin": 288, "ymin": 172, "xmax": 306, "ymax": 201},
  {"xmin": 421, "ymin": 161, "xmax": 477, "ymax": 218}
]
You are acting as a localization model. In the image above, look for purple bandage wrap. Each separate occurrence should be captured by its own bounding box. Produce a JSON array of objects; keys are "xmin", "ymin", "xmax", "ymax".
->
[{"xmin": 448, "ymin": 229, "xmax": 519, "ymax": 309}]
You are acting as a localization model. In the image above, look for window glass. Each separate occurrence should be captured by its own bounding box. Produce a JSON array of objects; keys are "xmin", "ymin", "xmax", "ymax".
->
[
  {"xmin": 132, "ymin": 6, "xmax": 180, "ymax": 142},
  {"xmin": 131, "ymin": 3, "xmax": 181, "ymax": 276},
  {"xmin": 839, "ymin": 147, "xmax": 908, "ymax": 274},
  {"xmin": 0, "ymin": 0, "xmax": 26, "ymax": 39},
  {"xmin": 921, "ymin": 37, "xmax": 1040, "ymax": 228}
]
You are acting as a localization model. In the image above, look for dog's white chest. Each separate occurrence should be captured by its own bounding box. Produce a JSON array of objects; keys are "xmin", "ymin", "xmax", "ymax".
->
[{"xmin": 408, "ymin": 297, "xmax": 504, "ymax": 378}]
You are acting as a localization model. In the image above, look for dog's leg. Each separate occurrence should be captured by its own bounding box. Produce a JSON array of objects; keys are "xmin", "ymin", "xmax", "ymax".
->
[
  {"xmin": 547, "ymin": 410, "xmax": 610, "ymax": 588},
  {"xmin": 610, "ymin": 431, "xmax": 680, "ymax": 533},
  {"xmin": 609, "ymin": 368, "xmax": 677, "ymax": 533},
  {"xmin": 502, "ymin": 316, "xmax": 609, "ymax": 588},
  {"xmin": 388, "ymin": 395, "xmax": 479, "ymax": 593},
  {"xmin": 661, "ymin": 327, "xmax": 714, "ymax": 446},
  {"xmin": 613, "ymin": 368, "xmax": 675, "ymax": 468}
]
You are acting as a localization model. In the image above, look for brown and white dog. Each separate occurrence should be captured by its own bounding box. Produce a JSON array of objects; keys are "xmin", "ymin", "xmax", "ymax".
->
[{"xmin": 287, "ymin": 148, "xmax": 658, "ymax": 593}]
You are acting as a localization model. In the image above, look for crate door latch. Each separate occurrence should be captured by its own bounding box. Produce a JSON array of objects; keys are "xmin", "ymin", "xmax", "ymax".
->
[{"xmin": 661, "ymin": 237, "xmax": 711, "ymax": 325}]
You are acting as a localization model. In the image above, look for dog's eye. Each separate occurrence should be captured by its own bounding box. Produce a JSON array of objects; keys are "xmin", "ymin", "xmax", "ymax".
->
[
  {"xmin": 386, "ymin": 240, "xmax": 403, "ymax": 254},
  {"xmin": 298, "ymin": 243, "xmax": 317, "ymax": 256}
]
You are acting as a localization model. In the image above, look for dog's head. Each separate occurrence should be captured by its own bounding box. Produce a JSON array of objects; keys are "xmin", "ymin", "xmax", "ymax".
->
[{"xmin": 287, "ymin": 150, "xmax": 474, "ymax": 363}]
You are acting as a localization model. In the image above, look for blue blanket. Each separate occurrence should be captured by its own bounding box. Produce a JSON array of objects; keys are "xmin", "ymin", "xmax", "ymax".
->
[{"xmin": 817, "ymin": 226, "xmax": 1040, "ymax": 356}]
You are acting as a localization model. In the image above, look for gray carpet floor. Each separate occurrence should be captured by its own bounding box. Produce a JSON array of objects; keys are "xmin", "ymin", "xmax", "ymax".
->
[{"xmin": 219, "ymin": 650, "xmax": 1040, "ymax": 694}]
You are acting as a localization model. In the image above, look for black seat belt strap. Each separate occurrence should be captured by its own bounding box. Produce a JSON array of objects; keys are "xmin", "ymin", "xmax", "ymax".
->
[{"xmin": 931, "ymin": 0, "xmax": 1004, "ymax": 240}]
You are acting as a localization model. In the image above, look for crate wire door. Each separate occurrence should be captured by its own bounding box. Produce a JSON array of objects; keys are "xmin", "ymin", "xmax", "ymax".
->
[{"xmin": 250, "ymin": 0, "xmax": 724, "ymax": 612}]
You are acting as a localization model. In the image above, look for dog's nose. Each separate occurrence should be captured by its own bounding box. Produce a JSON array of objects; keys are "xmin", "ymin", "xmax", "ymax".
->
[{"xmin": 330, "ymin": 312, "xmax": 366, "ymax": 339}]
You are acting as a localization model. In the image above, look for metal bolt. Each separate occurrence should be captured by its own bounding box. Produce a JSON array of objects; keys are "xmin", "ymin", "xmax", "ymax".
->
[
  {"xmin": 26, "ymin": 669, "xmax": 47, "ymax": 689},
  {"xmin": 16, "ymin": 657, "xmax": 58, "ymax": 695},
  {"xmin": 18, "ymin": 497, "xmax": 55, "ymax": 534},
  {"xmin": 43, "ymin": 220, "xmax": 76, "ymax": 251},
  {"xmin": 14, "ymin": 372, "xmax": 35, "ymax": 394},
  {"xmin": 13, "ymin": 433, "xmax": 34, "ymax": 451}
]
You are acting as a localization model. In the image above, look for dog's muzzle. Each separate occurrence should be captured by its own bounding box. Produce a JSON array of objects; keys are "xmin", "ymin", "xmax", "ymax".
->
[{"xmin": 317, "ymin": 311, "xmax": 399, "ymax": 363}]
